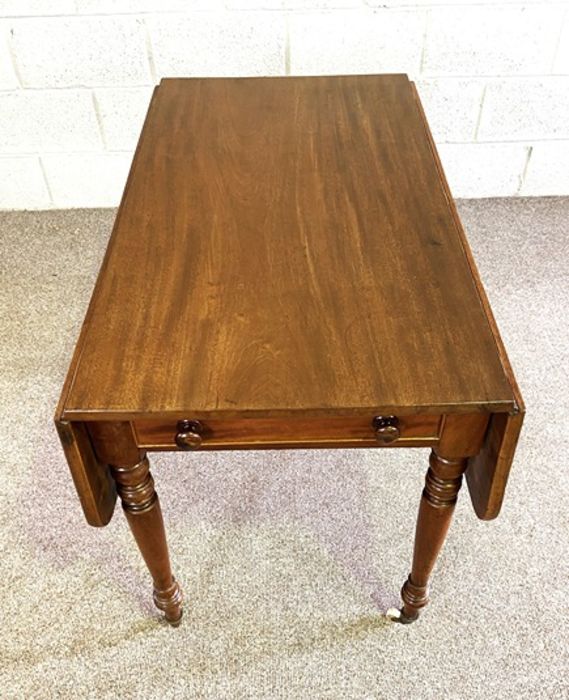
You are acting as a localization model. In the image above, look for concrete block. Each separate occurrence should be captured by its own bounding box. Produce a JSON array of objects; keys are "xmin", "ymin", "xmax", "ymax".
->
[
  {"xmin": 423, "ymin": 5, "xmax": 564, "ymax": 76},
  {"xmin": 41, "ymin": 152, "xmax": 132, "ymax": 208},
  {"xmin": 0, "ymin": 0, "xmax": 75, "ymax": 15},
  {"xmin": 0, "ymin": 90, "xmax": 102, "ymax": 153},
  {"xmin": 478, "ymin": 78, "xmax": 569, "ymax": 141},
  {"xmin": 553, "ymin": 13, "xmax": 569, "ymax": 74},
  {"xmin": 289, "ymin": 9, "xmax": 424, "ymax": 76},
  {"xmin": 10, "ymin": 16, "xmax": 152, "ymax": 88},
  {"xmin": 288, "ymin": 0, "xmax": 361, "ymax": 6},
  {"xmin": 521, "ymin": 142, "xmax": 569, "ymax": 196},
  {"xmin": 436, "ymin": 142, "xmax": 529, "ymax": 198},
  {"xmin": 148, "ymin": 11, "xmax": 286, "ymax": 77},
  {"xmin": 95, "ymin": 87, "xmax": 154, "ymax": 151},
  {"xmin": 0, "ymin": 157, "xmax": 50, "ymax": 209},
  {"xmin": 76, "ymin": 0, "xmax": 219, "ymax": 12},
  {"xmin": 226, "ymin": 0, "xmax": 286, "ymax": 7},
  {"xmin": 416, "ymin": 78, "xmax": 485, "ymax": 143},
  {"xmin": 227, "ymin": 1, "xmax": 360, "ymax": 8},
  {"xmin": 0, "ymin": 31, "xmax": 17, "ymax": 88},
  {"xmin": 367, "ymin": 0, "xmax": 546, "ymax": 5}
]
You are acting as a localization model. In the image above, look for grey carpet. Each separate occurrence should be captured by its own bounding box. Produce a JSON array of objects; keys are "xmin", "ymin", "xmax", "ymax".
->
[{"xmin": 0, "ymin": 199, "xmax": 568, "ymax": 699}]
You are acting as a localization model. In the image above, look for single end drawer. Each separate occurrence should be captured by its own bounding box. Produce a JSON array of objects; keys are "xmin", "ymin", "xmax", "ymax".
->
[{"xmin": 133, "ymin": 414, "xmax": 442, "ymax": 451}]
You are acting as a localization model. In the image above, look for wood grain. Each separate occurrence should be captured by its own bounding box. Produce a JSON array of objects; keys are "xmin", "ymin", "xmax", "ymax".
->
[
  {"xmin": 54, "ymin": 419, "xmax": 116, "ymax": 526},
  {"xmin": 465, "ymin": 411, "xmax": 524, "ymax": 520},
  {"xmin": 410, "ymin": 82, "xmax": 524, "ymax": 415},
  {"xmin": 59, "ymin": 75, "xmax": 515, "ymax": 421}
]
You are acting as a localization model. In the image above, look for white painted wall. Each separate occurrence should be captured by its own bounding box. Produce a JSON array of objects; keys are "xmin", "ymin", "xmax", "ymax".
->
[{"xmin": 0, "ymin": 0, "xmax": 568, "ymax": 209}]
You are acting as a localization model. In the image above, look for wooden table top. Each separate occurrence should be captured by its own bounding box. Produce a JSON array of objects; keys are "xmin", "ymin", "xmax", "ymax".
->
[{"xmin": 60, "ymin": 74, "xmax": 516, "ymax": 421}]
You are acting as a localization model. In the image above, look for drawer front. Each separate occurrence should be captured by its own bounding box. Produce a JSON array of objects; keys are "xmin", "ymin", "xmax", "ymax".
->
[{"xmin": 133, "ymin": 414, "xmax": 443, "ymax": 451}]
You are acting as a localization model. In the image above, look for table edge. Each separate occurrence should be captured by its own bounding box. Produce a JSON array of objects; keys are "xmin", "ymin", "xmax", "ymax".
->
[
  {"xmin": 59, "ymin": 399, "xmax": 517, "ymax": 423},
  {"xmin": 54, "ymin": 85, "xmax": 161, "ymax": 426},
  {"xmin": 411, "ymin": 82, "xmax": 524, "ymax": 415}
]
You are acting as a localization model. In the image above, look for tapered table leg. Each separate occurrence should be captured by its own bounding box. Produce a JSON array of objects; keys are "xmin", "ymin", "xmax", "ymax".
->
[
  {"xmin": 111, "ymin": 456, "xmax": 183, "ymax": 625},
  {"xmin": 400, "ymin": 449, "xmax": 468, "ymax": 623}
]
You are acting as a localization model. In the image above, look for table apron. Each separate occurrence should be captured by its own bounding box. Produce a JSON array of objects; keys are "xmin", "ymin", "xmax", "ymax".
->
[{"xmin": 132, "ymin": 414, "xmax": 443, "ymax": 451}]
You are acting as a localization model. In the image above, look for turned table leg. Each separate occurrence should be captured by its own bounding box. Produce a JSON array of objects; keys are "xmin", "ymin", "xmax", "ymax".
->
[
  {"xmin": 400, "ymin": 449, "xmax": 468, "ymax": 623},
  {"xmin": 111, "ymin": 457, "xmax": 183, "ymax": 625},
  {"xmin": 88, "ymin": 422, "xmax": 183, "ymax": 626}
]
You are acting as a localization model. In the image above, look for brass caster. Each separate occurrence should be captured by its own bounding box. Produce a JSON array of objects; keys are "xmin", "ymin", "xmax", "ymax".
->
[
  {"xmin": 165, "ymin": 609, "xmax": 183, "ymax": 627},
  {"xmin": 386, "ymin": 607, "xmax": 419, "ymax": 624}
]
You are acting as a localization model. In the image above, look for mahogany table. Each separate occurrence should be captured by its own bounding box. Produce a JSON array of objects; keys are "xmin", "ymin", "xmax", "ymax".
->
[{"xmin": 55, "ymin": 75, "xmax": 524, "ymax": 626}]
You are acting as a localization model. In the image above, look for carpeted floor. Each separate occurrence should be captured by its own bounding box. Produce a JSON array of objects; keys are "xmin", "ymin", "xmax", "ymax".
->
[{"xmin": 1, "ymin": 199, "xmax": 568, "ymax": 699}]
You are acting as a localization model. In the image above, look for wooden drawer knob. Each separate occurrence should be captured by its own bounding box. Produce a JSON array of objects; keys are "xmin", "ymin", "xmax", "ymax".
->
[
  {"xmin": 175, "ymin": 420, "xmax": 203, "ymax": 449},
  {"xmin": 372, "ymin": 415, "xmax": 400, "ymax": 443}
]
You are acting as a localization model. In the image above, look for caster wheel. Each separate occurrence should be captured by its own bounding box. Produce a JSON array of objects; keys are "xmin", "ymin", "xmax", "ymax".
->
[
  {"xmin": 165, "ymin": 610, "xmax": 183, "ymax": 627},
  {"xmin": 386, "ymin": 607, "xmax": 419, "ymax": 624}
]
